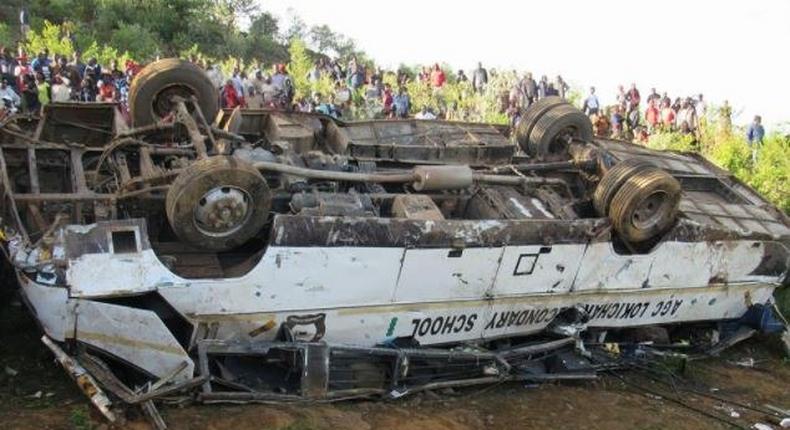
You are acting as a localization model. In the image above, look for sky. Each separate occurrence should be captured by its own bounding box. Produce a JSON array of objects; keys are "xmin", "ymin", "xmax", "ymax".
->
[{"xmin": 261, "ymin": 0, "xmax": 790, "ymax": 129}]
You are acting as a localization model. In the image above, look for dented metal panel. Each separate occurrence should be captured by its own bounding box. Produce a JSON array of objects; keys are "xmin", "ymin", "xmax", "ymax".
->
[{"xmin": 73, "ymin": 300, "xmax": 193, "ymax": 382}]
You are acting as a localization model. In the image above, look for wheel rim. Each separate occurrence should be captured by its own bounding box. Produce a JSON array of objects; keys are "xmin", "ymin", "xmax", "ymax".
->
[
  {"xmin": 151, "ymin": 83, "xmax": 197, "ymax": 119},
  {"xmin": 631, "ymin": 190, "xmax": 670, "ymax": 230},
  {"xmin": 548, "ymin": 125, "xmax": 577, "ymax": 154},
  {"xmin": 193, "ymin": 185, "xmax": 252, "ymax": 238}
]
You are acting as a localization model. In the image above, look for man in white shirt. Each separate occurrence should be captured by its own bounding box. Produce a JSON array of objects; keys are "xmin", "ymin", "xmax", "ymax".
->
[
  {"xmin": 414, "ymin": 106, "xmax": 436, "ymax": 120},
  {"xmin": 695, "ymin": 94, "xmax": 707, "ymax": 119},
  {"xmin": 51, "ymin": 76, "xmax": 71, "ymax": 102}
]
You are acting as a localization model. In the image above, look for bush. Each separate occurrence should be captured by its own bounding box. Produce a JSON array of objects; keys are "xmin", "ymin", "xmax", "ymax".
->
[
  {"xmin": 24, "ymin": 21, "xmax": 74, "ymax": 57},
  {"xmin": 646, "ymin": 131, "xmax": 697, "ymax": 152},
  {"xmin": 0, "ymin": 23, "xmax": 12, "ymax": 47},
  {"xmin": 749, "ymin": 135, "xmax": 790, "ymax": 212}
]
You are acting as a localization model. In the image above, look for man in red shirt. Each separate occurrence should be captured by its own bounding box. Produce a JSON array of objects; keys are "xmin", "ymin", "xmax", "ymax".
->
[
  {"xmin": 660, "ymin": 100, "xmax": 675, "ymax": 130},
  {"xmin": 430, "ymin": 64, "xmax": 445, "ymax": 88},
  {"xmin": 645, "ymin": 99, "xmax": 660, "ymax": 133}
]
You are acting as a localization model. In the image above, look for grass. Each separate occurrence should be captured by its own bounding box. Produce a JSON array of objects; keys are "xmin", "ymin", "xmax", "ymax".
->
[{"xmin": 69, "ymin": 405, "xmax": 92, "ymax": 430}]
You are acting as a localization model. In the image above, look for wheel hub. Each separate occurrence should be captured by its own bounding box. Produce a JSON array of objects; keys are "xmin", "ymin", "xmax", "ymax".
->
[
  {"xmin": 193, "ymin": 186, "xmax": 251, "ymax": 237},
  {"xmin": 152, "ymin": 84, "xmax": 195, "ymax": 118},
  {"xmin": 631, "ymin": 190, "xmax": 669, "ymax": 230}
]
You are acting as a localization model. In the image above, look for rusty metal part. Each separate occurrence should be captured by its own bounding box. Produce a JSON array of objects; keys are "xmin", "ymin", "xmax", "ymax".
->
[
  {"xmin": 173, "ymin": 99, "xmax": 208, "ymax": 158},
  {"xmin": 254, "ymin": 161, "xmax": 566, "ymax": 191},
  {"xmin": 412, "ymin": 165, "xmax": 474, "ymax": 191},
  {"xmin": 41, "ymin": 336, "xmax": 117, "ymax": 422},
  {"xmin": 253, "ymin": 160, "xmax": 418, "ymax": 184}
]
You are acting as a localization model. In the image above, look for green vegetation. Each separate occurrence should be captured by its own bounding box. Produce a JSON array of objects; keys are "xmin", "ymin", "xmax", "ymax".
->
[
  {"xmin": 69, "ymin": 405, "xmax": 92, "ymax": 430},
  {"xmin": 646, "ymin": 120, "xmax": 789, "ymax": 213}
]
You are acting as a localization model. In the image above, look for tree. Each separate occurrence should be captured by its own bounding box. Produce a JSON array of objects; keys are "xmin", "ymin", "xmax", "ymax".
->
[
  {"xmin": 249, "ymin": 12, "xmax": 279, "ymax": 38},
  {"xmin": 308, "ymin": 24, "xmax": 335, "ymax": 54},
  {"xmin": 212, "ymin": 0, "xmax": 259, "ymax": 28},
  {"xmin": 283, "ymin": 10, "xmax": 306, "ymax": 41},
  {"xmin": 288, "ymin": 38, "xmax": 312, "ymax": 100}
]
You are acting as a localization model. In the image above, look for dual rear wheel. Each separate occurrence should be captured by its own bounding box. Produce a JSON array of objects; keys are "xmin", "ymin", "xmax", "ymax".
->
[
  {"xmin": 593, "ymin": 160, "xmax": 681, "ymax": 244},
  {"xmin": 515, "ymin": 97, "xmax": 593, "ymax": 158}
]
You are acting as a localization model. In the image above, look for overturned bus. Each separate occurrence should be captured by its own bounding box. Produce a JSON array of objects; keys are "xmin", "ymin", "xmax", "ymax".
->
[{"xmin": 0, "ymin": 59, "xmax": 787, "ymax": 421}]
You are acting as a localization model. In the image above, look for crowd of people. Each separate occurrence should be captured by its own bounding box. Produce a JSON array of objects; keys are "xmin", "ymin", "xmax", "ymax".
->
[
  {"xmin": 0, "ymin": 47, "xmax": 142, "ymax": 119},
  {"xmin": 580, "ymin": 84, "xmax": 710, "ymax": 143},
  {"xmin": 208, "ymin": 55, "xmax": 416, "ymax": 120},
  {"xmin": 1, "ymin": 45, "xmax": 761, "ymax": 150}
]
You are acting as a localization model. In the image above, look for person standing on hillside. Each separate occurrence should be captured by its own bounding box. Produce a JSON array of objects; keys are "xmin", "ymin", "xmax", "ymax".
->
[
  {"xmin": 392, "ymin": 86, "xmax": 411, "ymax": 118},
  {"xmin": 645, "ymin": 99, "xmax": 660, "ymax": 133},
  {"xmin": 85, "ymin": 58, "xmax": 101, "ymax": 82},
  {"xmin": 675, "ymin": 98, "xmax": 698, "ymax": 134},
  {"xmin": 68, "ymin": 52, "xmax": 86, "ymax": 87},
  {"xmin": 381, "ymin": 83, "xmax": 394, "ymax": 116},
  {"xmin": 221, "ymin": 79, "xmax": 241, "ymax": 109},
  {"xmin": 521, "ymin": 72, "xmax": 537, "ymax": 106},
  {"xmin": 13, "ymin": 55, "xmax": 32, "ymax": 96},
  {"xmin": 430, "ymin": 64, "xmax": 446, "ymax": 88},
  {"xmin": 626, "ymin": 83, "xmax": 640, "ymax": 112},
  {"xmin": 555, "ymin": 75, "xmax": 569, "ymax": 99},
  {"xmin": 271, "ymin": 64, "xmax": 294, "ymax": 107},
  {"xmin": 472, "ymin": 62, "xmax": 488, "ymax": 93},
  {"xmin": 610, "ymin": 106, "xmax": 624, "ymax": 139},
  {"xmin": 537, "ymin": 75, "xmax": 549, "ymax": 100},
  {"xmin": 615, "ymin": 85, "xmax": 627, "ymax": 111},
  {"xmin": 746, "ymin": 115, "xmax": 765, "ymax": 163},
  {"xmin": 31, "ymin": 51, "xmax": 52, "ymax": 80},
  {"xmin": 646, "ymin": 88, "xmax": 660, "ymax": 105},
  {"xmin": 582, "ymin": 87, "xmax": 600, "ymax": 116},
  {"xmin": 21, "ymin": 74, "xmax": 39, "ymax": 113},
  {"xmin": 51, "ymin": 76, "xmax": 71, "ymax": 102}
]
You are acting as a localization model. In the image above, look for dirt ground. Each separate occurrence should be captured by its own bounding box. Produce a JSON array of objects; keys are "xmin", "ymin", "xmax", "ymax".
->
[{"xmin": 1, "ymin": 292, "xmax": 788, "ymax": 430}]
